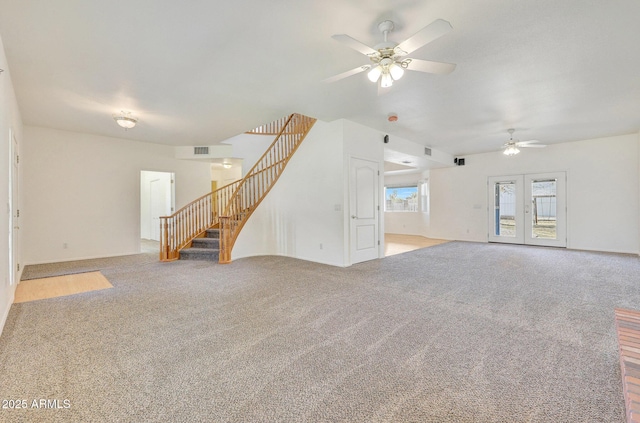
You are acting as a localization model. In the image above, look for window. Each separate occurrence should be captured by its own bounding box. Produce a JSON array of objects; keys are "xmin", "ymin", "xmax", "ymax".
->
[{"xmin": 385, "ymin": 185, "xmax": 418, "ymax": 212}]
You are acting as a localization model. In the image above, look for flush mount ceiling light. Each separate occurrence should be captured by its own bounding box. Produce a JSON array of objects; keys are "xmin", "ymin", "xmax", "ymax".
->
[
  {"xmin": 222, "ymin": 160, "xmax": 232, "ymax": 169},
  {"xmin": 113, "ymin": 111, "xmax": 138, "ymax": 130}
]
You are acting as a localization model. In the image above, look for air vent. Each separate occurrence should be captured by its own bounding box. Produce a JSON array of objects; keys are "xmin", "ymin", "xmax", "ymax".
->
[
  {"xmin": 194, "ymin": 146, "xmax": 209, "ymax": 155},
  {"xmin": 424, "ymin": 147, "xmax": 432, "ymax": 156}
]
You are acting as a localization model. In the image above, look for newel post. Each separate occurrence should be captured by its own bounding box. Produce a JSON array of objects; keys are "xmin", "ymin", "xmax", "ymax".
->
[
  {"xmin": 219, "ymin": 216, "xmax": 232, "ymax": 264},
  {"xmin": 160, "ymin": 217, "xmax": 169, "ymax": 261}
]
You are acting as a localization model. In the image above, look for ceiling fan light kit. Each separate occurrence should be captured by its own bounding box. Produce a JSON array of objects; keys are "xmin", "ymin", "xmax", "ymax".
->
[
  {"xmin": 503, "ymin": 144, "xmax": 520, "ymax": 156},
  {"xmin": 327, "ymin": 18, "xmax": 456, "ymax": 88},
  {"xmin": 367, "ymin": 65, "xmax": 382, "ymax": 82}
]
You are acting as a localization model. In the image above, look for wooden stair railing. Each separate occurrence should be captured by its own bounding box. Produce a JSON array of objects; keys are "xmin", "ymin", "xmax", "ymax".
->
[
  {"xmin": 159, "ymin": 180, "xmax": 241, "ymax": 261},
  {"xmin": 219, "ymin": 113, "xmax": 317, "ymax": 264},
  {"xmin": 244, "ymin": 115, "xmax": 292, "ymax": 135}
]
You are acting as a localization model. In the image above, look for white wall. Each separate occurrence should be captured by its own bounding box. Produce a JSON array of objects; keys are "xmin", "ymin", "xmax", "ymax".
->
[
  {"xmin": 211, "ymin": 166, "xmax": 241, "ymax": 188},
  {"xmin": 429, "ymin": 133, "xmax": 640, "ymax": 254},
  {"xmin": 0, "ymin": 35, "xmax": 24, "ymax": 336},
  {"xmin": 233, "ymin": 119, "xmax": 347, "ymax": 266},
  {"xmin": 22, "ymin": 127, "xmax": 213, "ymax": 264},
  {"xmin": 223, "ymin": 133, "xmax": 274, "ymax": 176}
]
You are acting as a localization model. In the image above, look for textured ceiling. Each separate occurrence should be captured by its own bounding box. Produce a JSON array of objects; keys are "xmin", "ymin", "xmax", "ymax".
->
[{"xmin": 1, "ymin": 0, "xmax": 639, "ymax": 155}]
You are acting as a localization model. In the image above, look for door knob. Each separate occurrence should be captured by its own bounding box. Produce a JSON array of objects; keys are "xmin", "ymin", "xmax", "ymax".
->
[{"xmin": 351, "ymin": 215, "xmax": 357, "ymax": 219}]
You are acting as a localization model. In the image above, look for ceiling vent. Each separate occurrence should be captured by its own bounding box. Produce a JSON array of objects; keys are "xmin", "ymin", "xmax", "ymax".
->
[
  {"xmin": 194, "ymin": 146, "xmax": 209, "ymax": 155},
  {"xmin": 424, "ymin": 147, "xmax": 432, "ymax": 156}
]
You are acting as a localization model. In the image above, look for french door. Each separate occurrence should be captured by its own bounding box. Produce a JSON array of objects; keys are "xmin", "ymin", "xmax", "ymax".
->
[{"xmin": 488, "ymin": 172, "xmax": 566, "ymax": 247}]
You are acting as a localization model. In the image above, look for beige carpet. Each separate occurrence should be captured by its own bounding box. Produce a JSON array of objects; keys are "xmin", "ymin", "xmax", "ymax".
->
[
  {"xmin": 385, "ymin": 233, "xmax": 449, "ymax": 256},
  {"xmin": 1, "ymin": 243, "xmax": 635, "ymax": 422},
  {"xmin": 13, "ymin": 271, "xmax": 113, "ymax": 303}
]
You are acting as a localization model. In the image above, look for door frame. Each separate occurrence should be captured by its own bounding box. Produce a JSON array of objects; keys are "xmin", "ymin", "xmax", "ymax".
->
[
  {"xmin": 8, "ymin": 129, "xmax": 19, "ymax": 285},
  {"xmin": 488, "ymin": 172, "xmax": 567, "ymax": 247}
]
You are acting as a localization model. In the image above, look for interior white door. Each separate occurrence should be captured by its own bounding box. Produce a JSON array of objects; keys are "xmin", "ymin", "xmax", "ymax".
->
[
  {"xmin": 349, "ymin": 157, "xmax": 379, "ymax": 264},
  {"xmin": 488, "ymin": 172, "xmax": 566, "ymax": 247},
  {"xmin": 149, "ymin": 179, "xmax": 169, "ymax": 241}
]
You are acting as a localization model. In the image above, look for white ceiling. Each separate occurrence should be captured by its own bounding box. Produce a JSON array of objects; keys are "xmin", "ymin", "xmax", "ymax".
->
[{"xmin": 1, "ymin": 0, "xmax": 639, "ymax": 156}]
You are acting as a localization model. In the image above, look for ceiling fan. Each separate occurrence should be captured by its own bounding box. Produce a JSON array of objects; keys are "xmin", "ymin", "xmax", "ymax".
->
[
  {"xmin": 503, "ymin": 129, "xmax": 546, "ymax": 155},
  {"xmin": 325, "ymin": 19, "xmax": 456, "ymax": 88}
]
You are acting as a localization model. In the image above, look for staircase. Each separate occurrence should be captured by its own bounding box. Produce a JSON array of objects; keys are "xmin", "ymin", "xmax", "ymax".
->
[
  {"xmin": 178, "ymin": 228, "xmax": 220, "ymax": 261},
  {"xmin": 159, "ymin": 113, "xmax": 316, "ymax": 263}
]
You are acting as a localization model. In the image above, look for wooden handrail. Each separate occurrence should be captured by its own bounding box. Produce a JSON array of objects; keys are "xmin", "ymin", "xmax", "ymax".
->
[
  {"xmin": 159, "ymin": 180, "xmax": 241, "ymax": 261},
  {"xmin": 219, "ymin": 113, "xmax": 316, "ymax": 263}
]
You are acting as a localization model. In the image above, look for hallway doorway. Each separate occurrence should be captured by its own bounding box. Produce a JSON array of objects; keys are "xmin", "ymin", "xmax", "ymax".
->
[{"xmin": 140, "ymin": 171, "xmax": 175, "ymax": 243}]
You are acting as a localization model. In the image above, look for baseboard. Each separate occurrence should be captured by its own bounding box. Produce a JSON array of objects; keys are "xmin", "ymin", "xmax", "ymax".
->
[
  {"xmin": 23, "ymin": 250, "xmax": 146, "ymax": 267},
  {"xmin": 231, "ymin": 252, "xmax": 348, "ymax": 268}
]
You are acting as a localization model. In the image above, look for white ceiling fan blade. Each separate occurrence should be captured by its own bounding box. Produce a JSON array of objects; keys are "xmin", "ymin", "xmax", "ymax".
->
[
  {"xmin": 518, "ymin": 143, "xmax": 546, "ymax": 148},
  {"xmin": 515, "ymin": 140, "xmax": 544, "ymax": 146},
  {"xmin": 323, "ymin": 65, "xmax": 371, "ymax": 83},
  {"xmin": 405, "ymin": 58, "xmax": 456, "ymax": 74},
  {"xmin": 395, "ymin": 19, "xmax": 453, "ymax": 55},
  {"xmin": 331, "ymin": 34, "xmax": 378, "ymax": 57}
]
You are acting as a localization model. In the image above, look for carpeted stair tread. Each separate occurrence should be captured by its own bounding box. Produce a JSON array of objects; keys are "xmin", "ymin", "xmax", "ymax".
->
[
  {"xmin": 179, "ymin": 247, "xmax": 219, "ymax": 261},
  {"xmin": 179, "ymin": 228, "xmax": 221, "ymax": 261},
  {"xmin": 191, "ymin": 238, "xmax": 220, "ymax": 248}
]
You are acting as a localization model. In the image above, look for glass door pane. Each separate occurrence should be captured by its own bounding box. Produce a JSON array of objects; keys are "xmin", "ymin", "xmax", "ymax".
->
[
  {"xmin": 490, "ymin": 173, "xmax": 566, "ymax": 247},
  {"xmin": 495, "ymin": 182, "xmax": 517, "ymax": 237},
  {"xmin": 530, "ymin": 179, "xmax": 557, "ymax": 239},
  {"xmin": 488, "ymin": 175, "xmax": 524, "ymax": 244},
  {"xmin": 524, "ymin": 172, "xmax": 566, "ymax": 247}
]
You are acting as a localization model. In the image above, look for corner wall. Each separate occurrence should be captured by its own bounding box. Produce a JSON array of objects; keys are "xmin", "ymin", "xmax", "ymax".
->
[
  {"xmin": 233, "ymin": 118, "xmax": 389, "ymax": 266},
  {"xmin": 22, "ymin": 126, "xmax": 213, "ymax": 264},
  {"xmin": 233, "ymin": 119, "xmax": 347, "ymax": 266}
]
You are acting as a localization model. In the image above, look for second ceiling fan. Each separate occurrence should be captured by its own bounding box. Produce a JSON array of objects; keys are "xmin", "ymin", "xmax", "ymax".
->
[
  {"xmin": 502, "ymin": 129, "xmax": 546, "ymax": 156},
  {"xmin": 325, "ymin": 19, "xmax": 456, "ymax": 88}
]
